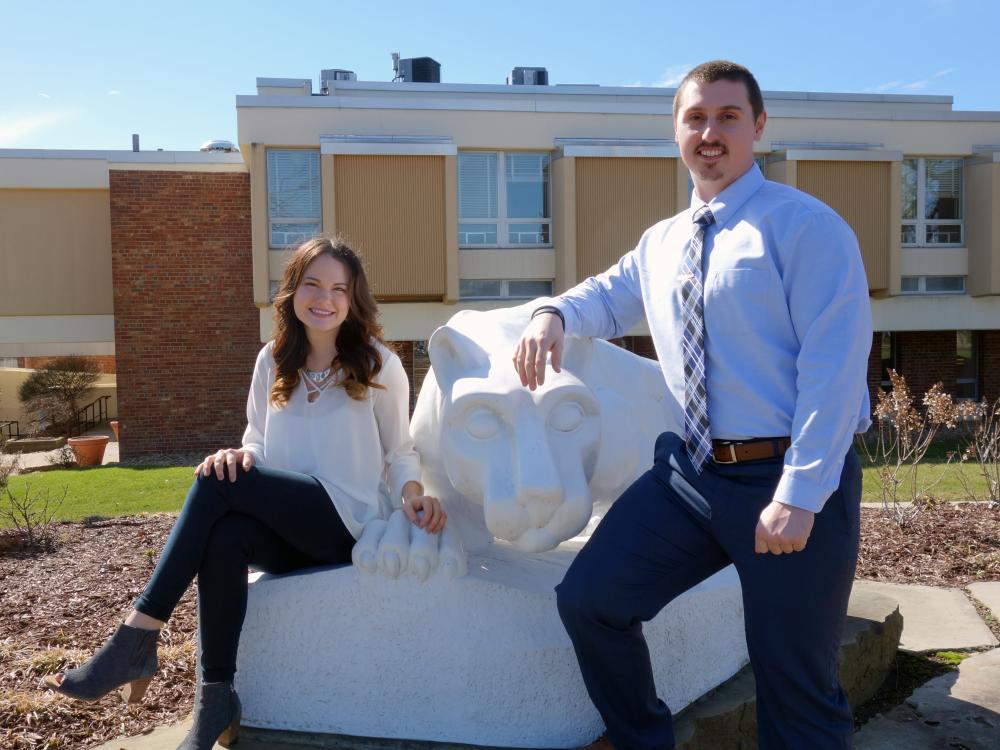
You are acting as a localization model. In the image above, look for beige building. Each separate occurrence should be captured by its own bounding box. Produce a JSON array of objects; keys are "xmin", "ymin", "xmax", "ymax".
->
[{"xmin": 2, "ymin": 69, "xmax": 999, "ymax": 451}]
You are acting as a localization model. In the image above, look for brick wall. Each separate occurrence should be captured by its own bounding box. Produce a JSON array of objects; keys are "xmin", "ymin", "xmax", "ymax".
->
[
  {"xmin": 895, "ymin": 331, "xmax": 957, "ymax": 402},
  {"xmin": 109, "ymin": 170, "xmax": 257, "ymax": 456}
]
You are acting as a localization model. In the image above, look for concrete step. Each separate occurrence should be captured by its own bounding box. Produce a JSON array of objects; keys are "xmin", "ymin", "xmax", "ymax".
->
[
  {"xmin": 672, "ymin": 587, "xmax": 903, "ymax": 750},
  {"xmin": 853, "ymin": 580, "xmax": 998, "ymax": 653}
]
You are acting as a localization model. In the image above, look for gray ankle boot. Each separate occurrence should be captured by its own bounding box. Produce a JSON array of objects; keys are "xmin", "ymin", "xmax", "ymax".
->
[
  {"xmin": 177, "ymin": 681, "xmax": 241, "ymax": 749},
  {"xmin": 40, "ymin": 623, "xmax": 159, "ymax": 702}
]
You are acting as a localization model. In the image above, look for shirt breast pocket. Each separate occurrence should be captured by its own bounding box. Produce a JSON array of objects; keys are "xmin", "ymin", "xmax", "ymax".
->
[{"xmin": 704, "ymin": 268, "xmax": 779, "ymax": 333}]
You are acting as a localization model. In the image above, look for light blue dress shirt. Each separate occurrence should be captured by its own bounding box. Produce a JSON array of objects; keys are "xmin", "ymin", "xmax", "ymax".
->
[{"xmin": 554, "ymin": 164, "xmax": 872, "ymax": 513}]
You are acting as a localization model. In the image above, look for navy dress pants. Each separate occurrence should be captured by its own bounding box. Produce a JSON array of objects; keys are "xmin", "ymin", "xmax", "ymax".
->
[
  {"xmin": 557, "ymin": 432, "xmax": 861, "ymax": 750},
  {"xmin": 134, "ymin": 466, "xmax": 355, "ymax": 682}
]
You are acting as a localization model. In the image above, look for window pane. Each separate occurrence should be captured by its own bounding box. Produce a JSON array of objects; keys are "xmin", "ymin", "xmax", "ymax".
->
[
  {"xmin": 267, "ymin": 150, "xmax": 320, "ymax": 220},
  {"xmin": 269, "ymin": 222, "xmax": 320, "ymax": 248},
  {"xmin": 459, "ymin": 153, "xmax": 498, "ymax": 219},
  {"xmin": 508, "ymin": 280, "xmax": 553, "ymax": 298},
  {"xmin": 879, "ymin": 332, "xmax": 894, "ymax": 388},
  {"xmin": 506, "ymin": 153, "xmax": 550, "ymax": 219},
  {"xmin": 956, "ymin": 330, "xmax": 977, "ymax": 399},
  {"xmin": 507, "ymin": 223, "xmax": 551, "ymax": 245},
  {"xmin": 901, "ymin": 159, "xmax": 917, "ymax": 220},
  {"xmin": 900, "ymin": 277, "xmax": 919, "ymax": 292},
  {"xmin": 924, "ymin": 159, "xmax": 962, "ymax": 220},
  {"xmin": 925, "ymin": 224, "xmax": 962, "ymax": 244},
  {"xmin": 901, "ymin": 225, "xmax": 917, "ymax": 244},
  {"xmin": 459, "ymin": 279, "xmax": 502, "ymax": 299},
  {"xmin": 459, "ymin": 223, "xmax": 498, "ymax": 245},
  {"xmin": 925, "ymin": 276, "xmax": 965, "ymax": 293}
]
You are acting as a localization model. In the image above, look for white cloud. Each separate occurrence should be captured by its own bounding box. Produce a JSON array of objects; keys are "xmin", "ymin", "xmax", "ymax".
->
[
  {"xmin": 867, "ymin": 80, "xmax": 902, "ymax": 93},
  {"xmin": 625, "ymin": 63, "xmax": 695, "ymax": 89},
  {"xmin": 933, "ymin": 67, "xmax": 958, "ymax": 78},
  {"xmin": 0, "ymin": 112, "xmax": 68, "ymax": 146},
  {"xmin": 107, "ymin": 89, "xmax": 121, "ymax": 96},
  {"xmin": 902, "ymin": 80, "xmax": 930, "ymax": 91},
  {"xmin": 654, "ymin": 64, "xmax": 695, "ymax": 88},
  {"xmin": 38, "ymin": 93, "xmax": 51, "ymax": 99}
]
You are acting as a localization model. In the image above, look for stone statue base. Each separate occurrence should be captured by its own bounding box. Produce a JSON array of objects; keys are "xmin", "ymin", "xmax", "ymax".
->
[{"xmin": 235, "ymin": 543, "xmax": 748, "ymax": 749}]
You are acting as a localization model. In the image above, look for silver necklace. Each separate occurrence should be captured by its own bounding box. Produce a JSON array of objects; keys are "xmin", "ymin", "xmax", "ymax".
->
[{"xmin": 304, "ymin": 367, "xmax": 332, "ymax": 383}]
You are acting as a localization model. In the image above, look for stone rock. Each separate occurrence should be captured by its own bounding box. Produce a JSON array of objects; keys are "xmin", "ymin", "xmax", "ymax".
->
[
  {"xmin": 236, "ymin": 546, "xmax": 748, "ymax": 749},
  {"xmin": 854, "ymin": 647, "xmax": 1000, "ymax": 750},
  {"xmin": 673, "ymin": 587, "xmax": 902, "ymax": 750},
  {"xmin": 853, "ymin": 580, "xmax": 997, "ymax": 653}
]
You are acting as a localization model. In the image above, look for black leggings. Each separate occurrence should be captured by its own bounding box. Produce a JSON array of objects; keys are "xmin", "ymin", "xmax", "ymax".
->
[{"xmin": 134, "ymin": 465, "xmax": 354, "ymax": 681}]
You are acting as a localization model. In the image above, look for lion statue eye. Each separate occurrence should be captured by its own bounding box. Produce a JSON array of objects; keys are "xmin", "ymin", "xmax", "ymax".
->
[
  {"xmin": 466, "ymin": 408, "xmax": 503, "ymax": 440},
  {"xmin": 548, "ymin": 401, "xmax": 585, "ymax": 433}
]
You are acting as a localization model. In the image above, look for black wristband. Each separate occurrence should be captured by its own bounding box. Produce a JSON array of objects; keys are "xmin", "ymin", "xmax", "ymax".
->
[{"xmin": 531, "ymin": 305, "xmax": 565, "ymax": 331}]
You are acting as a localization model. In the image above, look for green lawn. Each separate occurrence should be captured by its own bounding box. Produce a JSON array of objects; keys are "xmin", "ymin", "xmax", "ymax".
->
[
  {"xmin": 1, "ymin": 465, "xmax": 194, "ymax": 526},
  {"xmin": 0, "ymin": 450, "xmax": 993, "ymax": 529}
]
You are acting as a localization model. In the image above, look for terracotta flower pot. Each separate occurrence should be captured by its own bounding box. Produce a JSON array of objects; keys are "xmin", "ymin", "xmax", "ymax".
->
[
  {"xmin": 110, "ymin": 420, "xmax": 120, "ymax": 442},
  {"xmin": 67, "ymin": 435, "xmax": 109, "ymax": 468}
]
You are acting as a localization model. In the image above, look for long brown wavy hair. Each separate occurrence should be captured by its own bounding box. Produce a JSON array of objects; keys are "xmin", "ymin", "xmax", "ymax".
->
[{"xmin": 270, "ymin": 236, "xmax": 387, "ymax": 406}]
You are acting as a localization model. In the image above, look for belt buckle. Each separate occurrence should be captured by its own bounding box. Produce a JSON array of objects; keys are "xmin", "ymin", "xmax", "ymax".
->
[{"xmin": 715, "ymin": 442, "xmax": 738, "ymax": 465}]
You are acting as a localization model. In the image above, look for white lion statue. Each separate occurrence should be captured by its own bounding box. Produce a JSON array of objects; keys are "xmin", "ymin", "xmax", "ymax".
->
[{"xmin": 353, "ymin": 300, "xmax": 681, "ymax": 577}]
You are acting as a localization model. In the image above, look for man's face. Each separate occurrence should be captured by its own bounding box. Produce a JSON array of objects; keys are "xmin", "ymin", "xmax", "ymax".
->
[{"xmin": 674, "ymin": 78, "xmax": 766, "ymax": 201}]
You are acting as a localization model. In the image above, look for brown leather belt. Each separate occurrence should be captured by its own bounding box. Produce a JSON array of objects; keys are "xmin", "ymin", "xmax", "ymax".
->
[{"xmin": 712, "ymin": 437, "xmax": 791, "ymax": 465}]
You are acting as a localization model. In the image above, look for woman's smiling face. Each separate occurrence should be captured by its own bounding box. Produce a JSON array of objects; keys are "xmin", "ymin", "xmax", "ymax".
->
[{"xmin": 292, "ymin": 254, "xmax": 352, "ymax": 337}]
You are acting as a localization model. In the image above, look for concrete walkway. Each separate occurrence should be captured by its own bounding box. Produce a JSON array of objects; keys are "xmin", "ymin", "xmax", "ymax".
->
[
  {"xmin": 8, "ymin": 424, "xmax": 118, "ymax": 472},
  {"xmin": 853, "ymin": 580, "xmax": 1000, "ymax": 750}
]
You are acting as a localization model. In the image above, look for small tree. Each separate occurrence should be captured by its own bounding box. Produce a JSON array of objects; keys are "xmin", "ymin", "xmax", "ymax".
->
[
  {"xmin": 17, "ymin": 356, "xmax": 100, "ymax": 435},
  {"xmin": 856, "ymin": 370, "xmax": 974, "ymax": 527}
]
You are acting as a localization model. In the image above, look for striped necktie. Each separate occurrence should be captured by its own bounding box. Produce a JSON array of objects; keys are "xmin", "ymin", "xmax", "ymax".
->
[{"xmin": 681, "ymin": 206, "xmax": 716, "ymax": 471}]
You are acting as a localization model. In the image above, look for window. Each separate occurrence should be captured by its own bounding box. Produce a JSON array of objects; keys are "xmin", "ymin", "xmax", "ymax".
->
[
  {"xmin": 459, "ymin": 279, "xmax": 553, "ymax": 300},
  {"xmin": 956, "ymin": 330, "xmax": 979, "ymax": 400},
  {"xmin": 267, "ymin": 150, "xmax": 321, "ymax": 247},
  {"xmin": 459, "ymin": 152, "xmax": 551, "ymax": 248},
  {"xmin": 900, "ymin": 276, "xmax": 965, "ymax": 294},
  {"xmin": 0, "ymin": 357, "xmax": 18, "ymax": 368},
  {"xmin": 901, "ymin": 158, "xmax": 963, "ymax": 246},
  {"xmin": 879, "ymin": 332, "xmax": 897, "ymax": 390}
]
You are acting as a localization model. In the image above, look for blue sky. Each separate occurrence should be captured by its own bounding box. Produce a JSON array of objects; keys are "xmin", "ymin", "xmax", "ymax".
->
[{"xmin": 2, "ymin": 0, "xmax": 996, "ymax": 152}]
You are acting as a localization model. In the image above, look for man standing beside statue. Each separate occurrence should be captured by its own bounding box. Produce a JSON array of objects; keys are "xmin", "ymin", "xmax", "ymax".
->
[{"xmin": 513, "ymin": 60, "xmax": 872, "ymax": 750}]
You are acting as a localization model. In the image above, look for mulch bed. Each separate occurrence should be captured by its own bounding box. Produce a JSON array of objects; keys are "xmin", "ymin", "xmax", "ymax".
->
[{"xmin": 0, "ymin": 504, "xmax": 998, "ymax": 750}]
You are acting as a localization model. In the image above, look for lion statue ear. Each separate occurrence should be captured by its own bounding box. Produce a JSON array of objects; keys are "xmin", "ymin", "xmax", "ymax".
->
[
  {"xmin": 427, "ymin": 326, "xmax": 491, "ymax": 393},
  {"xmin": 559, "ymin": 336, "xmax": 593, "ymax": 375},
  {"xmin": 588, "ymin": 385, "xmax": 642, "ymax": 500}
]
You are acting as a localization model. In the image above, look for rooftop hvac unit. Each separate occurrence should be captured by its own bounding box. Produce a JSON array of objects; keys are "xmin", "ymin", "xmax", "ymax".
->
[
  {"xmin": 320, "ymin": 69, "xmax": 357, "ymax": 93},
  {"xmin": 508, "ymin": 67, "xmax": 549, "ymax": 86},
  {"xmin": 321, "ymin": 68, "xmax": 357, "ymax": 83},
  {"xmin": 399, "ymin": 57, "xmax": 441, "ymax": 83}
]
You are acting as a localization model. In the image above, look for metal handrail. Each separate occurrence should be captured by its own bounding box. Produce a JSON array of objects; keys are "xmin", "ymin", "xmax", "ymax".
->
[
  {"xmin": 71, "ymin": 395, "xmax": 111, "ymax": 437},
  {"xmin": 0, "ymin": 420, "xmax": 19, "ymax": 441}
]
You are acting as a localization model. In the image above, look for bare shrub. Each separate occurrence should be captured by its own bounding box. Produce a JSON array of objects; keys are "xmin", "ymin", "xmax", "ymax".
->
[
  {"xmin": 957, "ymin": 398, "xmax": 1000, "ymax": 508},
  {"xmin": 856, "ymin": 370, "xmax": 976, "ymax": 527},
  {"xmin": 0, "ymin": 477, "xmax": 66, "ymax": 552}
]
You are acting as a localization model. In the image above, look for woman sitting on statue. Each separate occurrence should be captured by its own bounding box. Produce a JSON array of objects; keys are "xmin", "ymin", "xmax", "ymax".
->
[{"xmin": 39, "ymin": 235, "xmax": 446, "ymax": 750}]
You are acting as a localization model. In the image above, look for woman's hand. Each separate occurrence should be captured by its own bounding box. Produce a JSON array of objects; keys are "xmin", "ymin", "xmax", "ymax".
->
[
  {"xmin": 402, "ymin": 494, "xmax": 447, "ymax": 534},
  {"xmin": 195, "ymin": 448, "xmax": 255, "ymax": 482}
]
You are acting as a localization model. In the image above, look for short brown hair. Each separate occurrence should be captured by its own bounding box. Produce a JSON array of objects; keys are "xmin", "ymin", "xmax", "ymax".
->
[{"xmin": 673, "ymin": 60, "xmax": 765, "ymax": 121}]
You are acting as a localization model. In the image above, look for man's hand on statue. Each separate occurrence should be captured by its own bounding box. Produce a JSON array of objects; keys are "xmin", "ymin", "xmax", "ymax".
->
[
  {"xmin": 403, "ymin": 495, "xmax": 447, "ymax": 534},
  {"xmin": 754, "ymin": 501, "xmax": 815, "ymax": 555},
  {"xmin": 513, "ymin": 312, "xmax": 565, "ymax": 390},
  {"xmin": 195, "ymin": 448, "xmax": 254, "ymax": 482}
]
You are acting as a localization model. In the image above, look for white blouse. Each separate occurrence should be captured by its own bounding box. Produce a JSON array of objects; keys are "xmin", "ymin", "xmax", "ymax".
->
[{"xmin": 241, "ymin": 341, "xmax": 422, "ymax": 540}]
